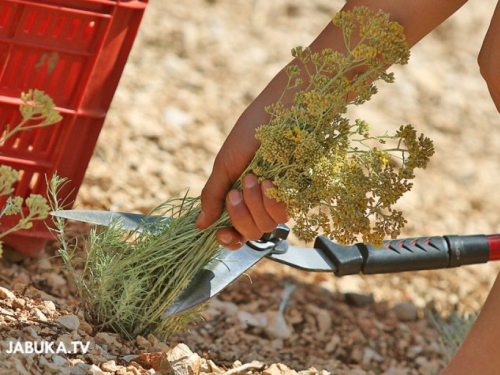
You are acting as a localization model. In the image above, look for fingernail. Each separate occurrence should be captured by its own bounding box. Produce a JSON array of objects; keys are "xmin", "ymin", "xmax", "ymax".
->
[
  {"xmin": 219, "ymin": 232, "xmax": 232, "ymax": 245},
  {"xmin": 196, "ymin": 210, "xmax": 206, "ymax": 227},
  {"xmin": 261, "ymin": 180, "xmax": 273, "ymax": 196},
  {"xmin": 228, "ymin": 190, "xmax": 242, "ymax": 206},
  {"xmin": 243, "ymin": 174, "xmax": 256, "ymax": 189},
  {"xmin": 262, "ymin": 180, "xmax": 273, "ymax": 189}
]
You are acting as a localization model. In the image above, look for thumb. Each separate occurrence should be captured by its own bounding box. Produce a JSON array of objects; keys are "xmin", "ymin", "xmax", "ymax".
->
[{"xmin": 196, "ymin": 167, "xmax": 233, "ymax": 229}]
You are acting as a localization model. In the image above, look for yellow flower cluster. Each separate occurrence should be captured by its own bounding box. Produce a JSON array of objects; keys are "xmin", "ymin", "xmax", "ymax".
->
[{"xmin": 247, "ymin": 7, "xmax": 434, "ymax": 246}]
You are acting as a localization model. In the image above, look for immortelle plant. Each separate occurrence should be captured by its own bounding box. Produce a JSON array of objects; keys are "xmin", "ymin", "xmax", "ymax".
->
[
  {"xmin": 0, "ymin": 90, "xmax": 62, "ymax": 257},
  {"xmin": 54, "ymin": 6, "xmax": 434, "ymax": 340}
]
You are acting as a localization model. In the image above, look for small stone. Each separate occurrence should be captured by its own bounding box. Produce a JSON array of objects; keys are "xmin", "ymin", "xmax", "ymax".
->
[
  {"xmin": 238, "ymin": 311, "xmax": 267, "ymax": 328},
  {"xmin": 53, "ymin": 355, "xmax": 69, "ymax": 366},
  {"xmin": 13, "ymin": 357, "xmax": 30, "ymax": 375},
  {"xmin": 286, "ymin": 307, "xmax": 303, "ymax": 325},
  {"xmin": 87, "ymin": 352, "xmax": 110, "ymax": 366},
  {"xmin": 210, "ymin": 299, "xmax": 239, "ymax": 315},
  {"xmin": 264, "ymin": 311, "xmax": 293, "ymax": 340},
  {"xmin": 38, "ymin": 356, "xmax": 50, "ymax": 368},
  {"xmin": 41, "ymin": 300, "xmax": 56, "ymax": 314},
  {"xmin": 67, "ymin": 367, "xmax": 86, "ymax": 375},
  {"xmin": 271, "ymin": 338, "xmax": 284, "ymax": 350},
  {"xmin": 126, "ymin": 364, "xmax": 143, "ymax": 375},
  {"xmin": 419, "ymin": 360, "xmax": 441, "ymax": 375},
  {"xmin": 22, "ymin": 327, "xmax": 38, "ymax": 338},
  {"xmin": 325, "ymin": 334, "xmax": 341, "ymax": 354},
  {"xmin": 56, "ymin": 315, "xmax": 80, "ymax": 331},
  {"xmin": 315, "ymin": 309, "xmax": 332, "ymax": 332},
  {"xmin": 135, "ymin": 335, "xmax": 151, "ymax": 349},
  {"xmin": 33, "ymin": 308, "xmax": 48, "ymax": 322},
  {"xmin": 393, "ymin": 302, "xmax": 419, "ymax": 322},
  {"xmin": 407, "ymin": 345, "xmax": 423, "ymax": 359},
  {"xmin": 48, "ymin": 273, "xmax": 67, "ymax": 288},
  {"xmin": 163, "ymin": 106, "xmax": 193, "ymax": 128},
  {"xmin": 96, "ymin": 332, "xmax": 120, "ymax": 347},
  {"xmin": 151, "ymin": 340, "xmax": 170, "ymax": 353},
  {"xmin": 345, "ymin": 292, "xmax": 375, "ymax": 307},
  {"xmin": 0, "ymin": 286, "xmax": 15, "ymax": 300},
  {"xmin": 88, "ymin": 364, "xmax": 108, "ymax": 375},
  {"xmin": 122, "ymin": 355, "xmax": 139, "ymax": 363},
  {"xmin": 101, "ymin": 360, "xmax": 119, "ymax": 372},
  {"xmin": 373, "ymin": 301, "xmax": 389, "ymax": 317},
  {"xmin": 79, "ymin": 321, "xmax": 93, "ymax": 335},
  {"xmin": 263, "ymin": 363, "xmax": 298, "ymax": 375},
  {"xmin": 415, "ymin": 356, "xmax": 429, "ymax": 367},
  {"xmin": 13, "ymin": 298, "xmax": 26, "ymax": 308},
  {"xmin": 350, "ymin": 347, "xmax": 364, "ymax": 363},
  {"xmin": 25, "ymin": 286, "xmax": 56, "ymax": 302},
  {"xmin": 207, "ymin": 359, "xmax": 223, "ymax": 374},
  {"xmin": 12, "ymin": 283, "xmax": 27, "ymax": 293},
  {"xmin": 56, "ymin": 368, "xmax": 73, "ymax": 375},
  {"xmin": 135, "ymin": 353, "xmax": 172, "ymax": 372},
  {"xmin": 362, "ymin": 347, "xmax": 384, "ymax": 364},
  {"xmin": 38, "ymin": 258, "xmax": 52, "ymax": 270},
  {"xmin": 337, "ymin": 275, "xmax": 364, "ymax": 293},
  {"xmin": 76, "ymin": 363, "xmax": 93, "ymax": 372},
  {"xmin": 147, "ymin": 334, "xmax": 160, "ymax": 347},
  {"xmin": 142, "ymin": 334, "xmax": 169, "ymax": 352},
  {"xmin": 167, "ymin": 343, "xmax": 201, "ymax": 375}
]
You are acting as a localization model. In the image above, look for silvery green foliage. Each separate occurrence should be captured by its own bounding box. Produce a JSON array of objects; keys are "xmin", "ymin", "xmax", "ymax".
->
[{"xmin": 428, "ymin": 310, "xmax": 479, "ymax": 361}]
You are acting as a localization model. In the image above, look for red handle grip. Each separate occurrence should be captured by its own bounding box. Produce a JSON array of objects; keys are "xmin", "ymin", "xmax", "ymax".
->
[{"xmin": 488, "ymin": 235, "xmax": 500, "ymax": 261}]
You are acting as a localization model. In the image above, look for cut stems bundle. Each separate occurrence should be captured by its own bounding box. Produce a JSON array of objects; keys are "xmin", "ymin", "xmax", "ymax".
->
[{"xmin": 56, "ymin": 6, "xmax": 434, "ymax": 339}]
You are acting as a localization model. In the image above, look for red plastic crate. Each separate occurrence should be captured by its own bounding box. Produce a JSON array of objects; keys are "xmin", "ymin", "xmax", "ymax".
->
[{"xmin": 0, "ymin": 0, "xmax": 148, "ymax": 256}]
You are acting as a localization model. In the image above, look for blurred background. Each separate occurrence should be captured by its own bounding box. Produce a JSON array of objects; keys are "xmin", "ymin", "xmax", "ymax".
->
[{"xmin": 77, "ymin": 0, "xmax": 500, "ymax": 315}]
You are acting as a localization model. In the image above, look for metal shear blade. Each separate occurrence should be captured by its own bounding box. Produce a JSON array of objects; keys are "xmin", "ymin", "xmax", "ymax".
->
[
  {"xmin": 51, "ymin": 210, "xmax": 170, "ymax": 232},
  {"xmin": 50, "ymin": 210, "xmax": 336, "ymax": 318}
]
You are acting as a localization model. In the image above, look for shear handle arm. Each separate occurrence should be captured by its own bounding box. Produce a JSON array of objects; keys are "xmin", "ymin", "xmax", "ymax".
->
[{"xmin": 314, "ymin": 234, "xmax": 491, "ymax": 276}]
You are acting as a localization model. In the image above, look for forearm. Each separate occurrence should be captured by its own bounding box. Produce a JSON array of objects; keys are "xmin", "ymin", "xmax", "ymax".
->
[
  {"xmin": 479, "ymin": 0, "xmax": 500, "ymax": 112},
  {"xmin": 239, "ymin": 0, "xmax": 469, "ymax": 119},
  {"xmin": 228, "ymin": 0, "xmax": 469, "ymax": 161},
  {"xmin": 352, "ymin": 0, "xmax": 467, "ymax": 46}
]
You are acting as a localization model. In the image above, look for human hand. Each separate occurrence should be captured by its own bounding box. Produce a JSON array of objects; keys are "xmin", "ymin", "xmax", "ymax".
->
[{"xmin": 195, "ymin": 94, "xmax": 289, "ymax": 249}]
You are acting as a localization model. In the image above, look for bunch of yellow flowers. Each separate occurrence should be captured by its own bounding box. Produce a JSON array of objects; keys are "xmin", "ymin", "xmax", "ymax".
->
[{"xmin": 249, "ymin": 6, "xmax": 434, "ymax": 246}]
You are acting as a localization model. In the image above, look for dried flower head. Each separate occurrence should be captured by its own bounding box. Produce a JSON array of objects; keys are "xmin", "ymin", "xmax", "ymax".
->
[
  {"xmin": 248, "ymin": 6, "xmax": 433, "ymax": 246},
  {"xmin": 20, "ymin": 89, "xmax": 63, "ymax": 125}
]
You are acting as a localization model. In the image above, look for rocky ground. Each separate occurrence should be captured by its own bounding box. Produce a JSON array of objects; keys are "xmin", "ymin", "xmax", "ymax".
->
[
  {"xmin": 2, "ymin": 0, "xmax": 500, "ymax": 374},
  {"xmin": 0, "ymin": 236, "xmax": 450, "ymax": 375}
]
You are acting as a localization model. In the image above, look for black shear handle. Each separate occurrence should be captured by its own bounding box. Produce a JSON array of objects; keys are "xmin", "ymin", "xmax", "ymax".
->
[{"xmin": 314, "ymin": 234, "xmax": 497, "ymax": 276}]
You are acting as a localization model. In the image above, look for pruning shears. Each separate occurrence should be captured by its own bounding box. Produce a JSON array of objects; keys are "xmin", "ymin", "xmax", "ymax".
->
[{"xmin": 51, "ymin": 210, "xmax": 500, "ymax": 319}]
